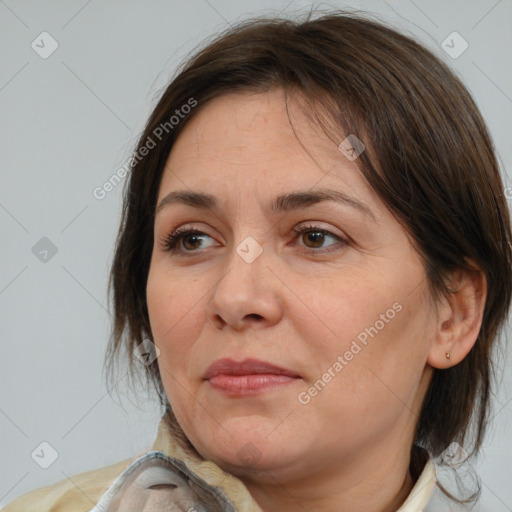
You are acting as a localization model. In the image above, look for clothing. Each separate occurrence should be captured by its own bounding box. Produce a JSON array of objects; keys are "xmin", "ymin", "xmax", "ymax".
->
[{"xmin": 2, "ymin": 411, "xmax": 445, "ymax": 511}]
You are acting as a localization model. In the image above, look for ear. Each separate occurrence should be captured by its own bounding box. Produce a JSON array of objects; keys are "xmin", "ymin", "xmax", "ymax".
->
[{"xmin": 427, "ymin": 260, "xmax": 487, "ymax": 369}]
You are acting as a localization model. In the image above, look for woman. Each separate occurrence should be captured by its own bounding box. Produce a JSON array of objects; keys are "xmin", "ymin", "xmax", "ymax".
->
[{"xmin": 4, "ymin": 9, "xmax": 511, "ymax": 512}]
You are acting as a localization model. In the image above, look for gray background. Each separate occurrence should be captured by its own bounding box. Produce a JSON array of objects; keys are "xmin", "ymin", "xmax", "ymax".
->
[{"xmin": 1, "ymin": 0, "xmax": 511, "ymax": 509}]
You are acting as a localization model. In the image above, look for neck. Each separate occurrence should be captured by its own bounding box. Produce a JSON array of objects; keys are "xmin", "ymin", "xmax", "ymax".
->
[{"xmin": 241, "ymin": 436, "xmax": 419, "ymax": 512}]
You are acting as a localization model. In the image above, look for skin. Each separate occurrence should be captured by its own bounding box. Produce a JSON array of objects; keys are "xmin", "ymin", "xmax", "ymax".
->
[{"xmin": 146, "ymin": 88, "xmax": 486, "ymax": 512}]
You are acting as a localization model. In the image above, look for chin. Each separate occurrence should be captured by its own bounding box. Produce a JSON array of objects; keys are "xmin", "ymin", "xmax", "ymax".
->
[{"xmin": 203, "ymin": 428, "xmax": 306, "ymax": 473}]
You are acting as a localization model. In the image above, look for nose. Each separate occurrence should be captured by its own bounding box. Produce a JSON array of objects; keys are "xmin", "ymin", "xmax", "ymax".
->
[{"xmin": 205, "ymin": 240, "xmax": 283, "ymax": 331}]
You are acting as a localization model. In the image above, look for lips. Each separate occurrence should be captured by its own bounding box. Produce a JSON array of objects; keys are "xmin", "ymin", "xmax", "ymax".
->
[
  {"xmin": 203, "ymin": 357, "xmax": 300, "ymax": 380},
  {"xmin": 203, "ymin": 358, "xmax": 301, "ymax": 396}
]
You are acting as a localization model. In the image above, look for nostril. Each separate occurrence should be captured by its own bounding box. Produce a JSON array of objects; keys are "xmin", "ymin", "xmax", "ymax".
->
[{"xmin": 245, "ymin": 314, "xmax": 263, "ymax": 321}]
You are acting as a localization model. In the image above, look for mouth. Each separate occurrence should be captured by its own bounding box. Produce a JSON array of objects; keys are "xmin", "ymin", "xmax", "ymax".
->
[{"xmin": 203, "ymin": 357, "xmax": 301, "ymax": 397}]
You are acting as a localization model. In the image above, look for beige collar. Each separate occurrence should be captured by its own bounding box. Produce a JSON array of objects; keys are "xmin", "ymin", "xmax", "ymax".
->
[
  {"xmin": 151, "ymin": 412, "xmax": 437, "ymax": 512},
  {"xmin": 396, "ymin": 459, "xmax": 437, "ymax": 511}
]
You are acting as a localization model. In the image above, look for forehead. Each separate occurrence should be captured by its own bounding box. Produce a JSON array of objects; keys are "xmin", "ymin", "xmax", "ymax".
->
[{"xmin": 159, "ymin": 88, "xmax": 380, "ymax": 212}]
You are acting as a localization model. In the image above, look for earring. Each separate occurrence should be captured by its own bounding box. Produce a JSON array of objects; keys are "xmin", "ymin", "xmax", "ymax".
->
[{"xmin": 446, "ymin": 352, "xmax": 451, "ymax": 360}]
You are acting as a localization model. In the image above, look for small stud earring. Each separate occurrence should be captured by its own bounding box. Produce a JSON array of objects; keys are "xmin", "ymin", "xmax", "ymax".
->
[{"xmin": 446, "ymin": 352, "xmax": 451, "ymax": 360}]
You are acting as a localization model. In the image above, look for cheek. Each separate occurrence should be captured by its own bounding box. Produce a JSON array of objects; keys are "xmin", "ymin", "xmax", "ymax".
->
[
  {"xmin": 286, "ymin": 268, "xmax": 402, "ymax": 358},
  {"xmin": 295, "ymin": 265, "xmax": 430, "ymax": 403},
  {"xmin": 338, "ymin": 289, "xmax": 431, "ymax": 415},
  {"xmin": 146, "ymin": 266, "xmax": 204, "ymax": 366},
  {"xmin": 304, "ymin": 301, "xmax": 429, "ymax": 440},
  {"xmin": 146, "ymin": 273, "xmax": 200, "ymax": 417}
]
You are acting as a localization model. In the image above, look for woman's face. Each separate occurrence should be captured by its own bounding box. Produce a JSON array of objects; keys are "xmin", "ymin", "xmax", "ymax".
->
[{"xmin": 146, "ymin": 88, "xmax": 437, "ymax": 483}]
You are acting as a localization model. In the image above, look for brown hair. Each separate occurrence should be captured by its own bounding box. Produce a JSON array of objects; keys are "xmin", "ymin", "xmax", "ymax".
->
[{"xmin": 104, "ymin": 8, "xmax": 512, "ymax": 503}]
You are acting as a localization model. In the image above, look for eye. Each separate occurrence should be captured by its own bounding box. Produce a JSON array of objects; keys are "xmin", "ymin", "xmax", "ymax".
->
[
  {"xmin": 159, "ymin": 223, "xmax": 349, "ymax": 255},
  {"xmin": 160, "ymin": 225, "xmax": 218, "ymax": 253},
  {"xmin": 292, "ymin": 224, "xmax": 349, "ymax": 253}
]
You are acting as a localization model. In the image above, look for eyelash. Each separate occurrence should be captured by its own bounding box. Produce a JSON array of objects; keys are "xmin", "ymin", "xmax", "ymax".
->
[{"xmin": 160, "ymin": 224, "xmax": 349, "ymax": 255}]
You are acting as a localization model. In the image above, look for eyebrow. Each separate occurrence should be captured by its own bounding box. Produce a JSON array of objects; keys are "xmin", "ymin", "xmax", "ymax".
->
[{"xmin": 155, "ymin": 188, "xmax": 376, "ymax": 220}]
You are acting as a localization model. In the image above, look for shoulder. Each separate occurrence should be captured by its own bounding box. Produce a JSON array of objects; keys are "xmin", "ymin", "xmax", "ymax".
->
[{"xmin": 1, "ymin": 455, "xmax": 139, "ymax": 512}]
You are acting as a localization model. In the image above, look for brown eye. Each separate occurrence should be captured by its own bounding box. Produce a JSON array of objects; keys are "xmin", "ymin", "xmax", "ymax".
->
[
  {"xmin": 292, "ymin": 225, "xmax": 349, "ymax": 253},
  {"xmin": 302, "ymin": 230, "xmax": 327, "ymax": 248},
  {"xmin": 181, "ymin": 233, "xmax": 204, "ymax": 250},
  {"xmin": 162, "ymin": 227, "xmax": 217, "ymax": 253}
]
